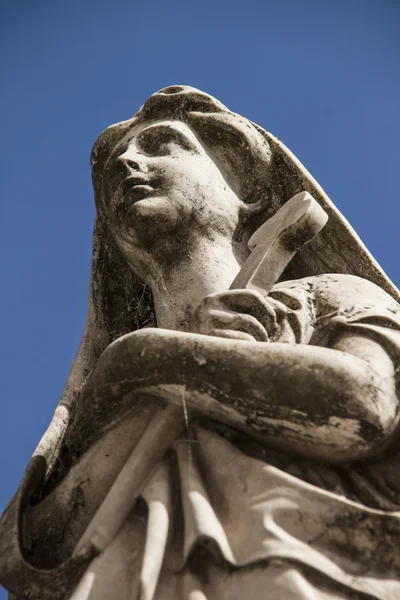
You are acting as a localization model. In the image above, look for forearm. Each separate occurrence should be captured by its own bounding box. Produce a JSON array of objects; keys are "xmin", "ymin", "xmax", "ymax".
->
[
  {"xmin": 192, "ymin": 334, "xmax": 398, "ymax": 462},
  {"xmin": 72, "ymin": 328, "xmax": 398, "ymax": 463}
]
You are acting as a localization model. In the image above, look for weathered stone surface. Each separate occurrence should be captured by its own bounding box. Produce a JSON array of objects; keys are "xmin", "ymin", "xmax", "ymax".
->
[{"xmin": 1, "ymin": 85, "xmax": 400, "ymax": 599}]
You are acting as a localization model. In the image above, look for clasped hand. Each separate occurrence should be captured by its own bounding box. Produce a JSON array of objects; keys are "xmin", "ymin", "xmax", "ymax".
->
[{"xmin": 189, "ymin": 289, "xmax": 282, "ymax": 342}]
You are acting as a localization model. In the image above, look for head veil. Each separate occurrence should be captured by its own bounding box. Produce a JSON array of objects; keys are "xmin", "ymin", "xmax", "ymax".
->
[{"xmin": 28, "ymin": 85, "xmax": 400, "ymax": 484}]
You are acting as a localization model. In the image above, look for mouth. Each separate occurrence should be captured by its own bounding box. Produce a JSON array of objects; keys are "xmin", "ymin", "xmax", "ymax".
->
[
  {"xmin": 122, "ymin": 176, "xmax": 156, "ymax": 201},
  {"xmin": 123, "ymin": 174, "xmax": 151, "ymax": 187}
]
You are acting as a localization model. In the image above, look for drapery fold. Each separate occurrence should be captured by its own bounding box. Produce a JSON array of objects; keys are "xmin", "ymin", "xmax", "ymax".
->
[{"xmin": 105, "ymin": 426, "xmax": 400, "ymax": 600}]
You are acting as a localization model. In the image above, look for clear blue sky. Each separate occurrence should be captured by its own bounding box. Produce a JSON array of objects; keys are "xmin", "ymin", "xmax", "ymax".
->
[{"xmin": 0, "ymin": 1, "xmax": 399, "ymax": 595}]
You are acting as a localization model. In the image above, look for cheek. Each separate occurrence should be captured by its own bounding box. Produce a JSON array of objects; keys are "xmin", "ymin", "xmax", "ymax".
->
[
  {"xmin": 179, "ymin": 165, "xmax": 241, "ymax": 218},
  {"xmin": 160, "ymin": 154, "xmax": 211, "ymax": 186}
]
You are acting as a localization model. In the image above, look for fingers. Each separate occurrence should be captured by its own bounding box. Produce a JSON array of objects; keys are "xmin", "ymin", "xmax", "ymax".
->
[
  {"xmin": 189, "ymin": 288, "xmax": 283, "ymax": 342},
  {"xmin": 204, "ymin": 289, "xmax": 278, "ymax": 334},
  {"xmin": 207, "ymin": 309, "xmax": 269, "ymax": 342}
]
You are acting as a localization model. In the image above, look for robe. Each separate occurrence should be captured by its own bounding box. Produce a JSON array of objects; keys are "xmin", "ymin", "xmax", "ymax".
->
[{"xmin": 2, "ymin": 273, "xmax": 400, "ymax": 600}]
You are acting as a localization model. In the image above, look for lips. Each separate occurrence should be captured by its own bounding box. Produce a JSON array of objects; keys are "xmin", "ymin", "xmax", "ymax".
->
[
  {"xmin": 121, "ymin": 176, "xmax": 155, "ymax": 200},
  {"xmin": 123, "ymin": 174, "xmax": 151, "ymax": 188}
]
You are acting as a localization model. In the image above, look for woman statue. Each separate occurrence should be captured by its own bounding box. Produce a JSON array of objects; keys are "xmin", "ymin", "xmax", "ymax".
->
[{"xmin": 2, "ymin": 85, "xmax": 400, "ymax": 600}]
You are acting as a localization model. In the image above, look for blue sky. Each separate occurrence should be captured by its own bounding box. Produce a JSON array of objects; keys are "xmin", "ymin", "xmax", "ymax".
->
[{"xmin": 0, "ymin": 0, "xmax": 399, "ymax": 595}]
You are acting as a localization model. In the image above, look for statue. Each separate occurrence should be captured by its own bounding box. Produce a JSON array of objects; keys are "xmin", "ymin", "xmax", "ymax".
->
[{"xmin": 2, "ymin": 85, "xmax": 400, "ymax": 600}]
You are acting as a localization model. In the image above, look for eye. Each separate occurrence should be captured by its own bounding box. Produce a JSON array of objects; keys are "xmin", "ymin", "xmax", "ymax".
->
[{"xmin": 136, "ymin": 125, "xmax": 198, "ymax": 156}]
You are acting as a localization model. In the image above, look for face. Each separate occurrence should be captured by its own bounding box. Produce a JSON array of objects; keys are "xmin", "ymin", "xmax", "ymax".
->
[{"xmin": 102, "ymin": 120, "xmax": 244, "ymax": 277}]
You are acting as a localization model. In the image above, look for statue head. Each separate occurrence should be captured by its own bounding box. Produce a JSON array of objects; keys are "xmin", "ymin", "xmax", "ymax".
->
[{"xmin": 91, "ymin": 86, "xmax": 278, "ymax": 281}]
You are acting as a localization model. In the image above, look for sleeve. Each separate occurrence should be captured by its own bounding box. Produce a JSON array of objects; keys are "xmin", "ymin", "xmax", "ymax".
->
[
  {"xmin": 311, "ymin": 274, "xmax": 400, "ymax": 370},
  {"xmin": 268, "ymin": 274, "xmax": 400, "ymax": 374}
]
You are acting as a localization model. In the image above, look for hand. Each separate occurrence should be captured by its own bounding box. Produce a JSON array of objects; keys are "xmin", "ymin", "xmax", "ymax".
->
[{"xmin": 188, "ymin": 289, "xmax": 279, "ymax": 342}]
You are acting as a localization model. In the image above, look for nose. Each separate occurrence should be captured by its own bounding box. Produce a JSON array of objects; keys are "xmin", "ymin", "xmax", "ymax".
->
[
  {"xmin": 118, "ymin": 156, "xmax": 141, "ymax": 171},
  {"xmin": 116, "ymin": 153, "xmax": 149, "ymax": 179}
]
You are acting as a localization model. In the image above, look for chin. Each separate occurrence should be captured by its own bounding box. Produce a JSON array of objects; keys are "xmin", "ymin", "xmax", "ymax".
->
[
  {"xmin": 129, "ymin": 198, "xmax": 184, "ymax": 236},
  {"xmin": 130, "ymin": 195, "xmax": 173, "ymax": 214}
]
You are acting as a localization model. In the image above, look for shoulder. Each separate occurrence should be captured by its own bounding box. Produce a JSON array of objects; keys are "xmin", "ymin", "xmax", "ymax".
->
[
  {"xmin": 309, "ymin": 274, "xmax": 399, "ymax": 311},
  {"xmin": 273, "ymin": 274, "xmax": 397, "ymax": 303},
  {"xmin": 272, "ymin": 274, "xmax": 400, "ymax": 322}
]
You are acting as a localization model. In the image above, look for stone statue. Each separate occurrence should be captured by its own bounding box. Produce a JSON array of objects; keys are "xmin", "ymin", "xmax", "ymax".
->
[{"xmin": 2, "ymin": 85, "xmax": 400, "ymax": 600}]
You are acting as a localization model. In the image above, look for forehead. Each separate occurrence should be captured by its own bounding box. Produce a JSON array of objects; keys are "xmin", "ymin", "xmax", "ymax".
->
[{"xmin": 111, "ymin": 119, "xmax": 198, "ymax": 154}]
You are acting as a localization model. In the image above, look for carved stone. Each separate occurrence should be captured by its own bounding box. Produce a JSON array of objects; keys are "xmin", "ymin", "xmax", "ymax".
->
[{"xmin": 1, "ymin": 85, "xmax": 400, "ymax": 600}]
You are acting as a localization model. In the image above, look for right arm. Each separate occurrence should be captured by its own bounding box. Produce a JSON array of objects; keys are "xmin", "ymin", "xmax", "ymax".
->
[{"xmin": 83, "ymin": 321, "xmax": 398, "ymax": 463}]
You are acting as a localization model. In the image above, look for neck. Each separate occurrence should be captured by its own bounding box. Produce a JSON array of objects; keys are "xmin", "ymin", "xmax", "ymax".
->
[{"xmin": 148, "ymin": 236, "xmax": 245, "ymax": 330}]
